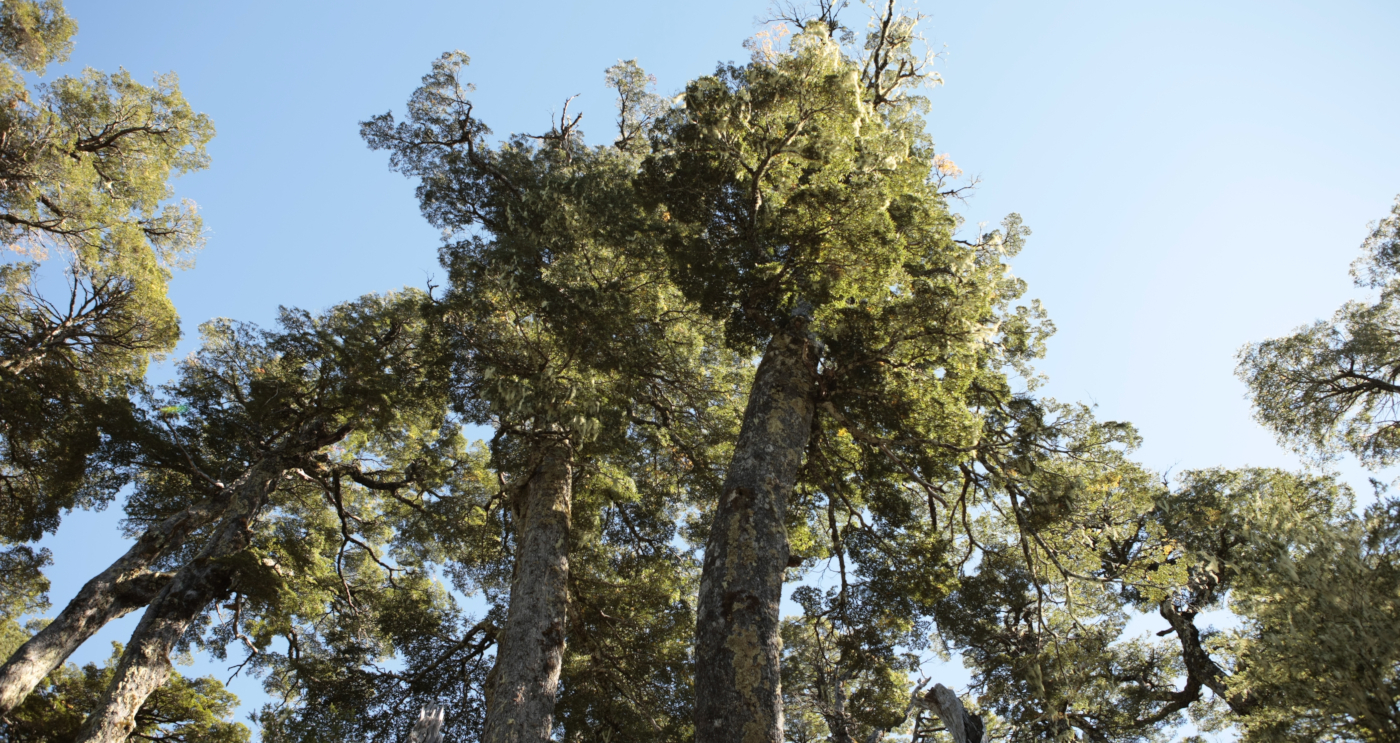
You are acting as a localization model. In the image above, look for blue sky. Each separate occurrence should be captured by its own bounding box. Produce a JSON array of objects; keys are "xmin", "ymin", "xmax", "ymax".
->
[{"xmin": 31, "ymin": 0, "xmax": 1400, "ymax": 738}]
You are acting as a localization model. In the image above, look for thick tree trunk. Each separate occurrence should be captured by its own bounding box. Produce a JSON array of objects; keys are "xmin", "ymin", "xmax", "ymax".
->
[
  {"xmin": 695, "ymin": 321, "xmax": 819, "ymax": 743},
  {"xmin": 73, "ymin": 464, "xmax": 282, "ymax": 743},
  {"xmin": 482, "ymin": 437, "xmax": 573, "ymax": 743},
  {"xmin": 0, "ymin": 490, "xmax": 231, "ymax": 717}
]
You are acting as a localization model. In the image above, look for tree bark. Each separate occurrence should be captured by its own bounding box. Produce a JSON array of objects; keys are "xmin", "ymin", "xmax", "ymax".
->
[
  {"xmin": 0, "ymin": 489, "xmax": 231, "ymax": 718},
  {"xmin": 918, "ymin": 684, "xmax": 985, "ymax": 743},
  {"xmin": 695, "ymin": 320, "xmax": 819, "ymax": 743},
  {"xmin": 1159, "ymin": 601, "xmax": 1255, "ymax": 715},
  {"xmin": 482, "ymin": 437, "xmax": 573, "ymax": 743},
  {"xmin": 73, "ymin": 461, "xmax": 284, "ymax": 743}
]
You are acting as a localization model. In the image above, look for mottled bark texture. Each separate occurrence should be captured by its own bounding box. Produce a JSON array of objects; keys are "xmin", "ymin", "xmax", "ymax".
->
[
  {"xmin": 696, "ymin": 321, "xmax": 819, "ymax": 743},
  {"xmin": 0, "ymin": 489, "xmax": 230, "ymax": 717},
  {"xmin": 482, "ymin": 438, "xmax": 574, "ymax": 743},
  {"xmin": 916, "ymin": 684, "xmax": 985, "ymax": 743},
  {"xmin": 73, "ymin": 460, "xmax": 285, "ymax": 743}
]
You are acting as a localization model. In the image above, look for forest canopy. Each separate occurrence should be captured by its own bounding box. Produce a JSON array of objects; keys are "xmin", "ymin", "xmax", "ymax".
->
[{"xmin": 0, "ymin": 2, "xmax": 1396, "ymax": 743}]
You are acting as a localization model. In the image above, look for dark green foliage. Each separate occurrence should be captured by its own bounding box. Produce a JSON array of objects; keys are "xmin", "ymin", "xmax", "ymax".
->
[{"xmin": 0, "ymin": 544, "xmax": 49, "ymax": 658}]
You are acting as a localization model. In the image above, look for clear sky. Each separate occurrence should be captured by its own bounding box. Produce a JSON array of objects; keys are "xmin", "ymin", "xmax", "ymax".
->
[{"xmin": 32, "ymin": 0, "xmax": 1400, "ymax": 738}]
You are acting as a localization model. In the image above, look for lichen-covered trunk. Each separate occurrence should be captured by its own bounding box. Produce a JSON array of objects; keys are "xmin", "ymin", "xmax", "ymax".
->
[
  {"xmin": 695, "ymin": 324, "xmax": 818, "ymax": 743},
  {"xmin": 482, "ymin": 438, "xmax": 573, "ymax": 743},
  {"xmin": 830, "ymin": 672, "xmax": 855, "ymax": 743},
  {"xmin": 73, "ymin": 467, "xmax": 281, "ymax": 743},
  {"xmin": 0, "ymin": 571, "xmax": 168, "ymax": 717},
  {"xmin": 0, "ymin": 486, "xmax": 233, "ymax": 717}
]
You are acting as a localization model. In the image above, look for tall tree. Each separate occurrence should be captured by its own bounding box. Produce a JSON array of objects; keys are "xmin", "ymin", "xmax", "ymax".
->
[
  {"xmin": 363, "ymin": 53, "xmax": 742, "ymax": 742},
  {"xmin": 640, "ymin": 6, "xmax": 1042, "ymax": 740},
  {"xmin": 6, "ymin": 290, "xmax": 455, "ymax": 741},
  {"xmin": 1232, "ymin": 195, "xmax": 1400, "ymax": 742},
  {"xmin": 0, "ymin": 0, "xmax": 214, "ymax": 643}
]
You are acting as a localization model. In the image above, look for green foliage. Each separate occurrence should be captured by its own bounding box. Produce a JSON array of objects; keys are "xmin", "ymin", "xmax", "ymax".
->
[
  {"xmin": 0, "ymin": 0, "xmax": 213, "ymax": 549},
  {"xmin": 12, "ymin": 7, "xmax": 1392, "ymax": 743},
  {"xmin": 2, "ymin": 645, "xmax": 247, "ymax": 743},
  {"xmin": 361, "ymin": 47, "xmax": 752, "ymax": 742},
  {"xmin": 1240, "ymin": 196, "xmax": 1400, "ymax": 466},
  {"xmin": 1216, "ymin": 497, "xmax": 1400, "ymax": 742},
  {"xmin": 1228, "ymin": 197, "xmax": 1400, "ymax": 741},
  {"xmin": 556, "ymin": 460, "xmax": 701, "ymax": 743},
  {"xmin": 0, "ymin": 1, "xmax": 73, "ymax": 74},
  {"xmin": 605, "ymin": 59, "xmax": 666, "ymax": 153}
]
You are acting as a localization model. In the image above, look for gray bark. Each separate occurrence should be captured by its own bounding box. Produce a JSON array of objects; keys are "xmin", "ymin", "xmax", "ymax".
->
[
  {"xmin": 829, "ymin": 671, "xmax": 855, "ymax": 743},
  {"xmin": 482, "ymin": 437, "xmax": 573, "ymax": 743},
  {"xmin": 0, "ymin": 491, "xmax": 228, "ymax": 717},
  {"xmin": 916, "ymin": 684, "xmax": 984, "ymax": 743},
  {"xmin": 408, "ymin": 705, "xmax": 446, "ymax": 743},
  {"xmin": 73, "ymin": 459, "xmax": 285, "ymax": 743},
  {"xmin": 695, "ymin": 319, "xmax": 819, "ymax": 743}
]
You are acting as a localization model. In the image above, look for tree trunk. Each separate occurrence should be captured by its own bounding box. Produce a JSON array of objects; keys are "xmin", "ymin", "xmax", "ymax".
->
[
  {"xmin": 0, "ymin": 489, "xmax": 232, "ymax": 717},
  {"xmin": 482, "ymin": 437, "xmax": 573, "ymax": 743},
  {"xmin": 695, "ymin": 321, "xmax": 819, "ymax": 743},
  {"xmin": 1159, "ymin": 601, "xmax": 1255, "ymax": 715},
  {"xmin": 73, "ymin": 465, "xmax": 282, "ymax": 743},
  {"xmin": 919, "ymin": 684, "xmax": 985, "ymax": 743}
]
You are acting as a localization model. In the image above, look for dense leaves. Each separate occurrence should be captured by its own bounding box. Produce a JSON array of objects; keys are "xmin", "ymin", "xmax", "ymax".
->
[{"xmin": 4, "ymin": 4, "xmax": 1396, "ymax": 743}]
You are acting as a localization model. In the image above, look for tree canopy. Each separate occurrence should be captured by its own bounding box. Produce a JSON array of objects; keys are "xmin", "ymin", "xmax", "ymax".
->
[{"xmin": 2, "ymin": 2, "xmax": 1395, "ymax": 743}]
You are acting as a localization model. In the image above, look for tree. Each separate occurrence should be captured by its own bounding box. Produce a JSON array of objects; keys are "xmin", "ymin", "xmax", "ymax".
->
[
  {"xmin": 0, "ymin": 1, "xmax": 214, "ymax": 677},
  {"xmin": 362, "ymin": 53, "xmax": 743, "ymax": 742},
  {"xmin": 639, "ymin": 5, "xmax": 1043, "ymax": 740},
  {"xmin": 1240, "ymin": 196, "xmax": 1400, "ymax": 468},
  {"xmin": 2, "ymin": 288, "xmax": 460, "ymax": 740},
  {"xmin": 1232, "ymin": 196, "xmax": 1400, "ymax": 742}
]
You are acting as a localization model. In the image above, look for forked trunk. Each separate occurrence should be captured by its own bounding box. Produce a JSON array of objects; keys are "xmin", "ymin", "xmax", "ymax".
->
[
  {"xmin": 0, "ymin": 482, "xmax": 237, "ymax": 716},
  {"xmin": 482, "ymin": 437, "xmax": 573, "ymax": 743},
  {"xmin": 72, "ymin": 465, "xmax": 282, "ymax": 743},
  {"xmin": 0, "ymin": 572, "xmax": 169, "ymax": 718},
  {"xmin": 695, "ymin": 321, "xmax": 819, "ymax": 743}
]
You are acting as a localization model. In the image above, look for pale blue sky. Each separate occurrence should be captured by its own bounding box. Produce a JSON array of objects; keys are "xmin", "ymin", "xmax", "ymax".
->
[{"xmin": 33, "ymin": 0, "xmax": 1400, "ymax": 738}]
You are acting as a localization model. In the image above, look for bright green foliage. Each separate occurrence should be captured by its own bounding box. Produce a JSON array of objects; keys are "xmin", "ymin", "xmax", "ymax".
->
[
  {"xmin": 3, "ymin": 645, "xmax": 247, "ymax": 743},
  {"xmin": 0, "ymin": 0, "xmax": 213, "ymax": 373},
  {"xmin": 0, "ymin": 0, "xmax": 213, "ymax": 548},
  {"xmin": 642, "ymin": 20, "xmax": 949, "ymax": 348},
  {"xmin": 635, "ymin": 9, "xmax": 1053, "ymax": 740},
  {"xmin": 605, "ymin": 59, "xmax": 666, "ymax": 153},
  {"xmin": 1240, "ymin": 196, "xmax": 1400, "ymax": 466},
  {"xmin": 0, "ymin": 1, "xmax": 74, "ymax": 75}
]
